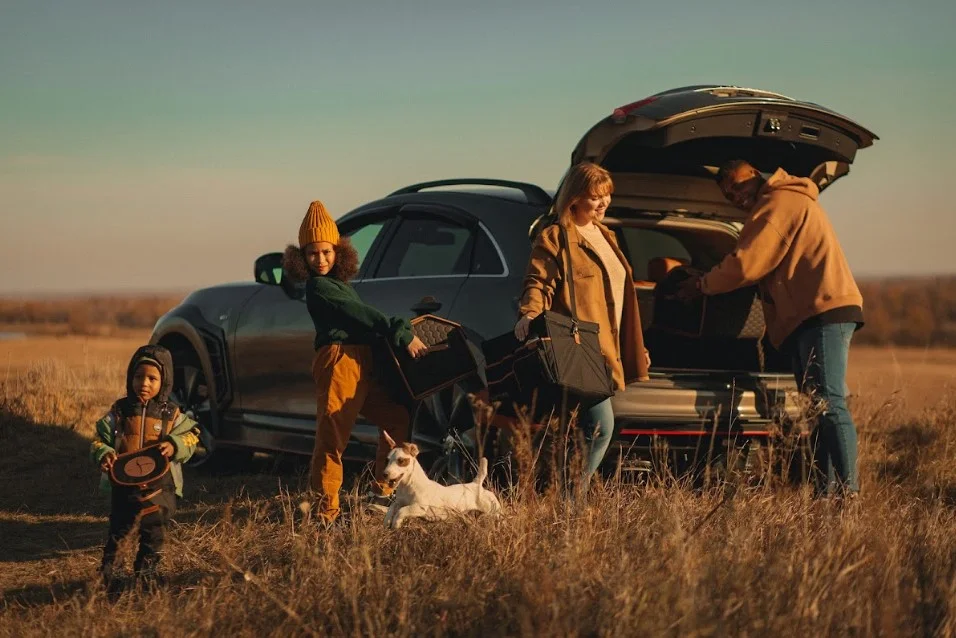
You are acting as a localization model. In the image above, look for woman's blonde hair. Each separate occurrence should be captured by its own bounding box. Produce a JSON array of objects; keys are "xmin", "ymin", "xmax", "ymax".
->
[{"xmin": 553, "ymin": 162, "xmax": 614, "ymax": 227}]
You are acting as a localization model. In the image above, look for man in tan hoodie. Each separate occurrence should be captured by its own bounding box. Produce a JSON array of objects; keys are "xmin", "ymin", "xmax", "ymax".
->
[{"xmin": 680, "ymin": 160, "xmax": 863, "ymax": 497}]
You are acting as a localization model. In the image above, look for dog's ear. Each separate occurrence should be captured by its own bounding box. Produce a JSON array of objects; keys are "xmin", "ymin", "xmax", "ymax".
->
[
  {"xmin": 382, "ymin": 431, "xmax": 397, "ymax": 449},
  {"xmin": 401, "ymin": 442, "xmax": 419, "ymax": 457}
]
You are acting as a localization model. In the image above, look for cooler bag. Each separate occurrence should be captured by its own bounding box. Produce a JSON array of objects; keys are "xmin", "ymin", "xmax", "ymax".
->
[
  {"xmin": 380, "ymin": 314, "xmax": 481, "ymax": 403},
  {"xmin": 652, "ymin": 267, "xmax": 765, "ymax": 339}
]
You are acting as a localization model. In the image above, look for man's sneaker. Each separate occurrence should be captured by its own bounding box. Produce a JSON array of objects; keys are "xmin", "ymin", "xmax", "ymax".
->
[{"xmin": 364, "ymin": 491, "xmax": 392, "ymax": 514}]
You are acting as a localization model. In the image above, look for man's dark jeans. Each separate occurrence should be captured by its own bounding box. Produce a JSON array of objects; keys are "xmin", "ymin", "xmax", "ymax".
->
[{"xmin": 790, "ymin": 322, "xmax": 860, "ymax": 495}]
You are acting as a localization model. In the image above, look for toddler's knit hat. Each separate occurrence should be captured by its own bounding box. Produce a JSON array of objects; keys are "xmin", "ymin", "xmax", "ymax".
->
[{"xmin": 298, "ymin": 200, "xmax": 340, "ymax": 248}]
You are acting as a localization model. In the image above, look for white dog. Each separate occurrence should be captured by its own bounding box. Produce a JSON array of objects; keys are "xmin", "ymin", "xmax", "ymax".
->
[{"xmin": 380, "ymin": 432, "xmax": 501, "ymax": 529}]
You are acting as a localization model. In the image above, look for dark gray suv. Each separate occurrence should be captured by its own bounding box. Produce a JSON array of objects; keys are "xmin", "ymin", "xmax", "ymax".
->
[{"xmin": 150, "ymin": 85, "xmax": 877, "ymax": 476}]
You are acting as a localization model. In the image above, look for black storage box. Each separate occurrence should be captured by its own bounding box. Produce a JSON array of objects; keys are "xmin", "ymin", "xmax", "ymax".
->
[
  {"xmin": 652, "ymin": 268, "xmax": 765, "ymax": 339},
  {"xmin": 380, "ymin": 315, "xmax": 480, "ymax": 403}
]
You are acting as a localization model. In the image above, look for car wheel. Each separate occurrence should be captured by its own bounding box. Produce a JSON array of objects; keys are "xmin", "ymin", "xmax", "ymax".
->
[
  {"xmin": 413, "ymin": 381, "xmax": 482, "ymax": 485},
  {"xmin": 170, "ymin": 347, "xmax": 251, "ymax": 471}
]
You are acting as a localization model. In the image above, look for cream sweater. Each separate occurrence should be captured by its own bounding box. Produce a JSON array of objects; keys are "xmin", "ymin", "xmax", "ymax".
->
[{"xmin": 576, "ymin": 222, "xmax": 626, "ymax": 330}]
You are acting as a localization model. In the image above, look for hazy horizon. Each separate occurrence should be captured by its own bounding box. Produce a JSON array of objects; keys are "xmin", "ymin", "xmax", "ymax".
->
[{"xmin": 3, "ymin": 0, "xmax": 955, "ymax": 295}]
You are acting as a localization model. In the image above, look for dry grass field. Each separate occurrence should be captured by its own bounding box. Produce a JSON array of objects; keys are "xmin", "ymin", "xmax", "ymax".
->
[{"xmin": 1, "ymin": 335, "xmax": 954, "ymax": 636}]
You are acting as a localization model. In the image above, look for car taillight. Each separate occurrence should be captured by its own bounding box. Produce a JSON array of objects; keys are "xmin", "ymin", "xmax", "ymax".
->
[{"xmin": 612, "ymin": 96, "xmax": 658, "ymax": 123}]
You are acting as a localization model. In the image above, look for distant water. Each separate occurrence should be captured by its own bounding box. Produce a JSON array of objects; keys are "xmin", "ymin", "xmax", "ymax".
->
[{"xmin": 0, "ymin": 332, "xmax": 27, "ymax": 341}]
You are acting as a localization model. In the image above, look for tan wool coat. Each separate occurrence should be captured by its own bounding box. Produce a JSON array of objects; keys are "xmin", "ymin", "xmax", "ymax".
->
[
  {"xmin": 700, "ymin": 168, "xmax": 863, "ymax": 347},
  {"xmin": 519, "ymin": 222, "xmax": 650, "ymax": 390}
]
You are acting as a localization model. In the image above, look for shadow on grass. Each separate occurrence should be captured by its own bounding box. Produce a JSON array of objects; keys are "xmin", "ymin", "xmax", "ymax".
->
[
  {"xmin": 1, "ymin": 568, "xmax": 217, "ymax": 610},
  {"xmin": 1, "ymin": 578, "xmax": 92, "ymax": 610},
  {"xmin": 0, "ymin": 518, "xmax": 105, "ymax": 563},
  {"xmin": 0, "ymin": 407, "xmax": 104, "ymax": 518},
  {"xmin": 875, "ymin": 421, "xmax": 939, "ymax": 486},
  {"xmin": 873, "ymin": 420, "xmax": 956, "ymax": 509},
  {"xmin": 184, "ymin": 453, "xmax": 312, "ymax": 507},
  {"xmin": 0, "ymin": 402, "xmax": 384, "ymax": 567}
]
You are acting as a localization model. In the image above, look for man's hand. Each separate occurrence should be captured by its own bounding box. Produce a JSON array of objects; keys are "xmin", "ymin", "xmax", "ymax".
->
[
  {"xmin": 100, "ymin": 452, "xmax": 116, "ymax": 473},
  {"xmin": 158, "ymin": 441, "xmax": 175, "ymax": 458},
  {"xmin": 676, "ymin": 275, "xmax": 704, "ymax": 303},
  {"xmin": 407, "ymin": 336, "xmax": 429, "ymax": 359},
  {"xmin": 514, "ymin": 314, "xmax": 538, "ymax": 341},
  {"xmin": 644, "ymin": 349, "xmax": 652, "ymax": 369}
]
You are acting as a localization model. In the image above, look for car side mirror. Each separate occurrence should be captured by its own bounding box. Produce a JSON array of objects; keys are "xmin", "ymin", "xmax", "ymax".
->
[{"xmin": 254, "ymin": 253, "xmax": 284, "ymax": 285}]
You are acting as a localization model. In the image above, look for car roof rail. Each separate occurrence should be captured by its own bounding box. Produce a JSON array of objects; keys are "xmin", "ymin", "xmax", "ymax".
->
[{"xmin": 388, "ymin": 178, "xmax": 552, "ymax": 208}]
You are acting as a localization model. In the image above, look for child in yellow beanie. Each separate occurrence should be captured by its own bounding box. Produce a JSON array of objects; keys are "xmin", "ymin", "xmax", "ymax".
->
[{"xmin": 283, "ymin": 201, "xmax": 428, "ymax": 523}]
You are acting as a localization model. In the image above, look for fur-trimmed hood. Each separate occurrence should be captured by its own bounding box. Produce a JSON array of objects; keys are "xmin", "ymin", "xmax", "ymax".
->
[{"xmin": 282, "ymin": 237, "xmax": 360, "ymax": 284}]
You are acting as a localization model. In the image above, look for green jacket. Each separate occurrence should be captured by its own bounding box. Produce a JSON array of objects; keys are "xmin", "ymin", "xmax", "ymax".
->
[
  {"xmin": 91, "ymin": 406, "xmax": 199, "ymax": 498},
  {"xmin": 306, "ymin": 276, "xmax": 414, "ymax": 350}
]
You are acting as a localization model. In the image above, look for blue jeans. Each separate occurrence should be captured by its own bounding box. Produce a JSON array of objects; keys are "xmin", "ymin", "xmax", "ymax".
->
[
  {"xmin": 578, "ymin": 397, "xmax": 615, "ymax": 480},
  {"xmin": 790, "ymin": 322, "xmax": 859, "ymax": 495}
]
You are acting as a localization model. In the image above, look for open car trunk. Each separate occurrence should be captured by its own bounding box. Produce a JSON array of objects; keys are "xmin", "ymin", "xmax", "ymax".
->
[
  {"xmin": 565, "ymin": 85, "xmax": 879, "ymax": 372},
  {"xmin": 541, "ymin": 86, "xmax": 876, "ymax": 433},
  {"xmin": 602, "ymin": 212, "xmax": 798, "ymax": 445}
]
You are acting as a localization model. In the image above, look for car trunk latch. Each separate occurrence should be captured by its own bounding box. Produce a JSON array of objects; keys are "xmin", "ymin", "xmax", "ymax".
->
[{"xmin": 758, "ymin": 112, "xmax": 788, "ymax": 137}]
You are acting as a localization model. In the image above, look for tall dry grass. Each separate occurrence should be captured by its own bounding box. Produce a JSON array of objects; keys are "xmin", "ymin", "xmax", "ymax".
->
[{"xmin": 1, "ymin": 352, "xmax": 955, "ymax": 637}]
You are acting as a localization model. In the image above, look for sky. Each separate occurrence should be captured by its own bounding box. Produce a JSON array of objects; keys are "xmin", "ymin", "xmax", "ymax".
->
[{"xmin": 1, "ymin": 0, "xmax": 954, "ymax": 294}]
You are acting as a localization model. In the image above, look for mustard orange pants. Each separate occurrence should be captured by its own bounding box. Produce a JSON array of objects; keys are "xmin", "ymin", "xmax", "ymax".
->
[{"xmin": 311, "ymin": 343, "xmax": 410, "ymax": 519}]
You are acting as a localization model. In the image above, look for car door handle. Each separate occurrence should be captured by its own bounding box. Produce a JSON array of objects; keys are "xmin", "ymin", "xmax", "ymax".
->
[{"xmin": 411, "ymin": 296, "xmax": 442, "ymax": 316}]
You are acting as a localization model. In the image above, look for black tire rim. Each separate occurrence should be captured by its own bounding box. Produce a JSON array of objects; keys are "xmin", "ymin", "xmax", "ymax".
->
[{"xmin": 412, "ymin": 382, "xmax": 481, "ymax": 484}]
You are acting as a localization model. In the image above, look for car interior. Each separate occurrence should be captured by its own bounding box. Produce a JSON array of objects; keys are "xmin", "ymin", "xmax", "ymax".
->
[{"xmin": 608, "ymin": 215, "xmax": 790, "ymax": 373}]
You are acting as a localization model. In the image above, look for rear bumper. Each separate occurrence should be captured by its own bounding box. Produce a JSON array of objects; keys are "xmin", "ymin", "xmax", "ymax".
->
[
  {"xmin": 609, "ymin": 369, "xmax": 799, "ymax": 456},
  {"xmin": 613, "ymin": 369, "xmax": 798, "ymax": 424},
  {"xmin": 618, "ymin": 425, "xmax": 772, "ymax": 438}
]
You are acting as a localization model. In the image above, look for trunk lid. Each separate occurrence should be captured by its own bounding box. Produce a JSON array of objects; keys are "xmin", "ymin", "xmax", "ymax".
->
[{"xmin": 571, "ymin": 85, "xmax": 879, "ymax": 220}]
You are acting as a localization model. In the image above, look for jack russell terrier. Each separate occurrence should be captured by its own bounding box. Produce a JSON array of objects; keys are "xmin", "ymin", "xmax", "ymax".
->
[{"xmin": 380, "ymin": 431, "xmax": 501, "ymax": 529}]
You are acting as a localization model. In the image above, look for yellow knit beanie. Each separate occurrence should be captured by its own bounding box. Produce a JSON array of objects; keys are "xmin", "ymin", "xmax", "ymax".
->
[{"xmin": 298, "ymin": 200, "xmax": 340, "ymax": 248}]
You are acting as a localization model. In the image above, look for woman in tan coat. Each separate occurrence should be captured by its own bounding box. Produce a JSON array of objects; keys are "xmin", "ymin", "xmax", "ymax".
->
[{"xmin": 515, "ymin": 162, "xmax": 650, "ymax": 479}]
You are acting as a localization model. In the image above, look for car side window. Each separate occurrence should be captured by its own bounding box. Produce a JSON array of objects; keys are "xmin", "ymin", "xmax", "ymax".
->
[
  {"xmin": 373, "ymin": 217, "xmax": 472, "ymax": 278},
  {"xmin": 619, "ymin": 228, "xmax": 692, "ymax": 281},
  {"xmin": 345, "ymin": 221, "xmax": 386, "ymax": 272},
  {"xmin": 471, "ymin": 228, "xmax": 505, "ymax": 275}
]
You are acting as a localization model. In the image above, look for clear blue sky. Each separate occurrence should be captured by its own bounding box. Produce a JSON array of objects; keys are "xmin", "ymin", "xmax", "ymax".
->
[{"xmin": 2, "ymin": 0, "xmax": 954, "ymax": 293}]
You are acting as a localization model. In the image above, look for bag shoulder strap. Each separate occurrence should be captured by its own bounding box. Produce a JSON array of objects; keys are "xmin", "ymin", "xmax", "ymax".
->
[{"xmin": 556, "ymin": 224, "xmax": 580, "ymax": 324}]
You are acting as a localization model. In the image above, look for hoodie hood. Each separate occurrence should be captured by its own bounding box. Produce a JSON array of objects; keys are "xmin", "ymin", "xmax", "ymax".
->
[
  {"xmin": 125, "ymin": 344, "xmax": 174, "ymax": 404},
  {"xmin": 760, "ymin": 167, "xmax": 819, "ymax": 202}
]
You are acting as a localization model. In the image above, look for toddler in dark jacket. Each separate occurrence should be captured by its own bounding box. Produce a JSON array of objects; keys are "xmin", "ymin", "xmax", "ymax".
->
[{"xmin": 90, "ymin": 344, "xmax": 200, "ymax": 589}]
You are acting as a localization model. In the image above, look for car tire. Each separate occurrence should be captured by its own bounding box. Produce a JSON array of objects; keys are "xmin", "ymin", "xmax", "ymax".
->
[
  {"xmin": 412, "ymin": 381, "xmax": 484, "ymax": 485},
  {"xmin": 169, "ymin": 345, "xmax": 252, "ymax": 472}
]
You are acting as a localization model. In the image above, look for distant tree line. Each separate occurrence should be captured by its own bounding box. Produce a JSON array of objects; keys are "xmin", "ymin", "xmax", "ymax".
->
[
  {"xmin": 0, "ymin": 277, "xmax": 954, "ymax": 346},
  {"xmin": 0, "ymin": 295, "xmax": 184, "ymax": 336},
  {"xmin": 855, "ymin": 276, "xmax": 956, "ymax": 347}
]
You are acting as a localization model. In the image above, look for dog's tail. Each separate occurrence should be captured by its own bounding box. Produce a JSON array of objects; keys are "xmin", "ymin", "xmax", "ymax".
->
[{"xmin": 474, "ymin": 457, "xmax": 488, "ymax": 485}]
